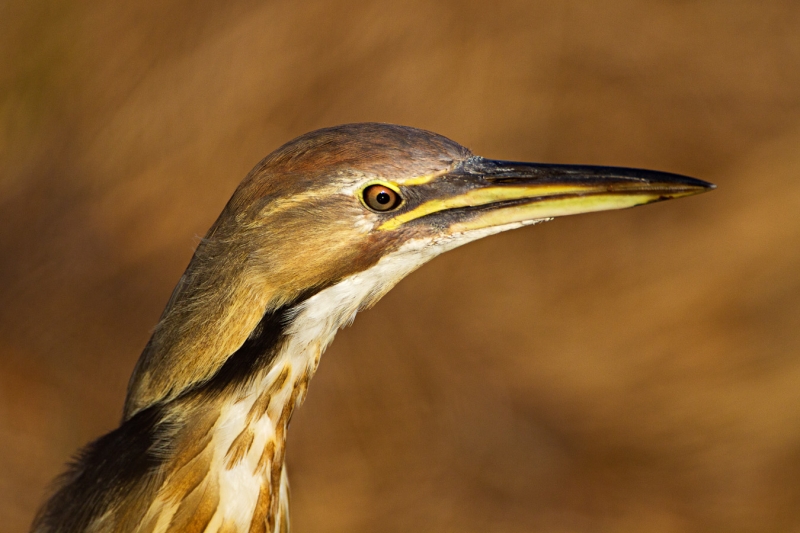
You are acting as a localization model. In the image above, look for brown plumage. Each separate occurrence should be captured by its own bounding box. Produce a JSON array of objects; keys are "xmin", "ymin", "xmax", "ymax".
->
[{"xmin": 32, "ymin": 123, "xmax": 713, "ymax": 533}]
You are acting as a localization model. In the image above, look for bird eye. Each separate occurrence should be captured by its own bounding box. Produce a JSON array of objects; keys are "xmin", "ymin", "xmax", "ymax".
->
[{"xmin": 362, "ymin": 184, "xmax": 402, "ymax": 212}]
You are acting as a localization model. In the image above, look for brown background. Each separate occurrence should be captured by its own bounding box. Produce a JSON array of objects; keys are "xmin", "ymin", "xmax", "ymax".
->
[{"xmin": 2, "ymin": 1, "xmax": 800, "ymax": 532}]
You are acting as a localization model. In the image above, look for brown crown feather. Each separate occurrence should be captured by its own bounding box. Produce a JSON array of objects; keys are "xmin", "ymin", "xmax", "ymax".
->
[{"xmin": 124, "ymin": 123, "xmax": 471, "ymax": 418}]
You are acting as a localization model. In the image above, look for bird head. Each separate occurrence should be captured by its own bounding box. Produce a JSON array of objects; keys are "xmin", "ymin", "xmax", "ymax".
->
[{"xmin": 125, "ymin": 123, "xmax": 713, "ymax": 417}]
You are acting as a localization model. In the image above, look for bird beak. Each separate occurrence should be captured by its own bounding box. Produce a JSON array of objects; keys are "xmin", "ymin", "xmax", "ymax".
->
[{"xmin": 380, "ymin": 157, "xmax": 715, "ymax": 232}]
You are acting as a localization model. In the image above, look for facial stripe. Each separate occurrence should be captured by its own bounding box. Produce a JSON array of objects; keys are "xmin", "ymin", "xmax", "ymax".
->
[
  {"xmin": 202, "ymin": 288, "xmax": 321, "ymax": 396},
  {"xmin": 378, "ymin": 184, "xmax": 610, "ymax": 230}
]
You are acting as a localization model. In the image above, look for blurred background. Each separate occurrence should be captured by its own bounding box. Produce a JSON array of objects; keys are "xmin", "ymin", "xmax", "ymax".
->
[{"xmin": 2, "ymin": 1, "xmax": 800, "ymax": 532}]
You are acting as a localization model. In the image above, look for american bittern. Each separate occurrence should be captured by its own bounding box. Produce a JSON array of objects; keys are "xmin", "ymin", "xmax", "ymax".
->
[{"xmin": 32, "ymin": 123, "xmax": 713, "ymax": 533}]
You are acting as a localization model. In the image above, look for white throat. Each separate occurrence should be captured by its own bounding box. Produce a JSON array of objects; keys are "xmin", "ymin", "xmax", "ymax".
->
[{"xmin": 178, "ymin": 221, "xmax": 542, "ymax": 533}]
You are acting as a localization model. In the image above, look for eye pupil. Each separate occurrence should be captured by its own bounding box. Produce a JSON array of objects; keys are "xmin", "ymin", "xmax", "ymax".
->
[{"xmin": 363, "ymin": 184, "xmax": 402, "ymax": 212}]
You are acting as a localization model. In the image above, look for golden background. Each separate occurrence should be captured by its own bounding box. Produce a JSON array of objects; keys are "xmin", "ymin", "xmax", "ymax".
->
[{"xmin": 2, "ymin": 1, "xmax": 800, "ymax": 531}]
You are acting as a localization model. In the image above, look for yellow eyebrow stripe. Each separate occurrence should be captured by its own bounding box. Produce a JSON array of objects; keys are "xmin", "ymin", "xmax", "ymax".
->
[
  {"xmin": 397, "ymin": 168, "xmax": 450, "ymax": 186},
  {"xmin": 378, "ymin": 184, "xmax": 599, "ymax": 230}
]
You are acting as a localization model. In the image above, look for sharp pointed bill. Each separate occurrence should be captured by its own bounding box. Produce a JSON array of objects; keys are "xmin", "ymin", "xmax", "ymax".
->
[
  {"xmin": 32, "ymin": 123, "xmax": 715, "ymax": 533},
  {"xmin": 377, "ymin": 157, "xmax": 714, "ymax": 233}
]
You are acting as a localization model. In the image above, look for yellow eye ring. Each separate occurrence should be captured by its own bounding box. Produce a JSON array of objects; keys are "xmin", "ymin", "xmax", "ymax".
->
[{"xmin": 360, "ymin": 182, "xmax": 403, "ymax": 212}]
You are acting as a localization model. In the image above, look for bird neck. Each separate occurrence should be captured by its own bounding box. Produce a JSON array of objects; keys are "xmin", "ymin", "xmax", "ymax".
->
[
  {"xmin": 159, "ymin": 330, "xmax": 317, "ymax": 533},
  {"xmin": 35, "ymin": 240, "xmax": 432, "ymax": 533},
  {"xmin": 148, "ymin": 266, "xmax": 392, "ymax": 533},
  {"xmin": 33, "ymin": 288, "xmax": 343, "ymax": 533},
  {"xmin": 142, "ymin": 261, "xmax": 402, "ymax": 532}
]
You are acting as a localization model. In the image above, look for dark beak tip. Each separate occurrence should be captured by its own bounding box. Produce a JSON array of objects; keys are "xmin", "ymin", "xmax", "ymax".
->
[
  {"xmin": 661, "ymin": 174, "xmax": 715, "ymax": 195},
  {"xmin": 691, "ymin": 178, "xmax": 716, "ymax": 192}
]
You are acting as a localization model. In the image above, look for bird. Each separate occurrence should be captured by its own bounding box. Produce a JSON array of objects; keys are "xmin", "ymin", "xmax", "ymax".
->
[{"xmin": 31, "ymin": 123, "xmax": 713, "ymax": 533}]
